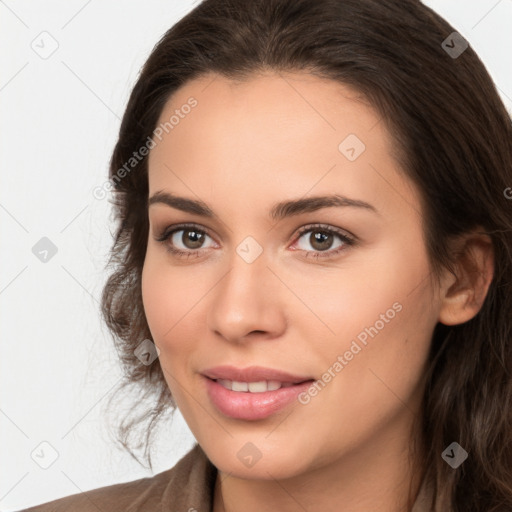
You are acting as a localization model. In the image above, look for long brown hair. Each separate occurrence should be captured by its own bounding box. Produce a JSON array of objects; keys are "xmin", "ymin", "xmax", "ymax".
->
[{"xmin": 100, "ymin": 0, "xmax": 512, "ymax": 509}]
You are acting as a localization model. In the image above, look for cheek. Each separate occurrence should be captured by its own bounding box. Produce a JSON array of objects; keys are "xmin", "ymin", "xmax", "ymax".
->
[
  {"xmin": 141, "ymin": 257, "xmax": 172, "ymax": 339},
  {"xmin": 141, "ymin": 254, "xmax": 202, "ymax": 354},
  {"xmin": 141, "ymin": 256, "xmax": 205, "ymax": 405},
  {"xmin": 288, "ymin": 230, "xmax": 433, "ymax": 345},
  {"xmin": 296, "ymin": 234, "xmax": 436, "ymax": 403},
  {"xmin": 318, "ymin": 288, "xmax": 434, "ymax": 448},
  {"xmin": 141, "ymin": 248, "xmax": 232, "ymax": 383}
]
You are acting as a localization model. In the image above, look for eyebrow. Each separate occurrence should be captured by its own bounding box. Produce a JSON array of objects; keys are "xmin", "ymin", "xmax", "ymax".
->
[{"xmin": 147, "ymin": 191, "xmax": 379, "ymax": 220}]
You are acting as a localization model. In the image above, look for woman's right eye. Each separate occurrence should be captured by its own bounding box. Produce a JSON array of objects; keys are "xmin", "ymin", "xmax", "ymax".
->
[{"xmin": 156, "ymin": 224, "xmax": 216, "ymax": 258}]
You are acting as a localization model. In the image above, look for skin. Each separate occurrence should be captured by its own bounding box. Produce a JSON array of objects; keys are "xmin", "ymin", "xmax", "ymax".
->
[{"xmin": 141, "ymin": 71, "xmax": 494, "ymax": 512}]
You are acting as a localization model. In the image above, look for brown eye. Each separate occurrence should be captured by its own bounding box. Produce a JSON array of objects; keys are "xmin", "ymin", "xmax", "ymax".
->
[
  {"xmin": 292, "ymin": 224, "xmax": 355, "ymax": 259},
  {"xmin": 308, "ymin": 231, "xmax": 334, "ymax": 251},
  {"xmin": 296, "ymin": 229, "xmax": 345, "ymax": 252},
  {"xmin": 155, "ymin": 223, "xmax": 218, "ymax": 258},
  {"xmin": 175, "ymin": 229, "xmax": 206, "ymax": 249}
]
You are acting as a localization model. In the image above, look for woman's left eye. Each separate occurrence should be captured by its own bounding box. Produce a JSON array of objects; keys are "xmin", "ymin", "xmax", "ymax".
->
[
  {"xmin": 155, "ymin": 223, "xmax": 355, "ymax": 260},
  {"xmin": 291, "ymin": 224, "xmax": 355, "ymax": 259}
]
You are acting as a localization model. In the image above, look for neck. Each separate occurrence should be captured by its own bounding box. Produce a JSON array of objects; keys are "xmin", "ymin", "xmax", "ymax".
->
[{"xmin": 212, "ymin": 410, "xmax": 425, "ymax": 512}]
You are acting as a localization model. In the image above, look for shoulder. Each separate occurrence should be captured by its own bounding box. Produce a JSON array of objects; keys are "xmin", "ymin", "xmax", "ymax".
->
[
  {"xmin": 18, "ymin": 444, "xmax": 217, "ymax": 512},
  {"xmin": 18, "ymin": 470, "xmax": 171, "ymax": 512}
]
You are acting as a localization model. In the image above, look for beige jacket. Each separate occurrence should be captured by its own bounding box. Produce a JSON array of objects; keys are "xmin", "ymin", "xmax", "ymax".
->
[{"xmin": 19, "ymin": 443, "xmax": 436, "ymax": 511}]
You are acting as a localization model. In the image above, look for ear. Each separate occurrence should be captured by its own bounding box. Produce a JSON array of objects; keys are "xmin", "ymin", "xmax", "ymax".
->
[{"xmin": 438, "ymin": 230, "xmax": 494, "ymax": 326}]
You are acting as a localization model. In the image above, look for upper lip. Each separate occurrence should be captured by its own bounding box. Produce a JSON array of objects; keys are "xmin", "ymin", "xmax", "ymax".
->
[{"xmin": 202, "ymin": 365, "xmax": 314, "ymax": 384}]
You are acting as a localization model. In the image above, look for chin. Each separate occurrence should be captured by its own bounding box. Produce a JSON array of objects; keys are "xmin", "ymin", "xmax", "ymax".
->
[{"xmin": 201, "ymin": 435, "xmax": 314, "ymax": 481}]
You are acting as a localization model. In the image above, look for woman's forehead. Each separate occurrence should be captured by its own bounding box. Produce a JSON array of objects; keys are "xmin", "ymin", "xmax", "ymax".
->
[{"xmin": 147, "ymin": 72, "xmax": 420, "ymax": 221}]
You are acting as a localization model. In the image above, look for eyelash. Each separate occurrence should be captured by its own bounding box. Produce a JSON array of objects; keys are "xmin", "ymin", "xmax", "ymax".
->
[{"xmin": 154, "ymin": 222, "xmax": 356, "ymax": 260}]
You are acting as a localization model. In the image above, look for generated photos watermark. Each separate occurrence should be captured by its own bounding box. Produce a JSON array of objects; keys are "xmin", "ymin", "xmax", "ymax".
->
[
  {"xmin": 92, "ymin": 96, "xmax": 198, "ymax": 200},
  {"xmin": 298, "ymin": 301, "xmax": 403, "ymax": 405}
]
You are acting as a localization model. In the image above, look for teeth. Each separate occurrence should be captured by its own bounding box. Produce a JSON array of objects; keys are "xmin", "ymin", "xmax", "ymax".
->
[
  {"xmin": 216, "ymin": 379, "xmax": 289, "ymax": 392},
  {"xmin": 248, "ymin": 381, "xmax": 267, "ymax": 392},
  {"xmin": 217, "ymin": 379, "xmax": 232, "ymax": 390},
  {"xmin": 232, "ymin": 381, "xmax": 248, "ymax": 392},
  {"xmin": 267, "ymin": 380, "xmax": 282, "ymax": 391}
]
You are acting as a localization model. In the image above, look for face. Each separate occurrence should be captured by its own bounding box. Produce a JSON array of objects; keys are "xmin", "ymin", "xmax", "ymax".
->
[{"xmin": 142, "ymin": 71, "xmax": 441, "ymax": 480}]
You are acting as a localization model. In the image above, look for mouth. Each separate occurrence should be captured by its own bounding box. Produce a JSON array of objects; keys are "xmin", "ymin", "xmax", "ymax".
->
[
  {"xmin": 201, "ymin": 365, "xmax": 314, "ymax": 385},
  {"xmin": 201, "ymin": 366, "xmax": 316, "ymax": 420},
  {"xmin": 208, "ymin": 378, "xmax": 312, "ymax": 392}
]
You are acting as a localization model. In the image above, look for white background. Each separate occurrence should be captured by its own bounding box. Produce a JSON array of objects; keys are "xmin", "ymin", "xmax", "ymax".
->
[{"xmin": 1, "ymin": 1, "xmax": 511, "ymax": 510}]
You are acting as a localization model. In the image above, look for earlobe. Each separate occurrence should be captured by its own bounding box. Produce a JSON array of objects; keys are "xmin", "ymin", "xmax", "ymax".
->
[{"xmin": 437, "ymin": 231, "xmax": 494, "ymax": 326}]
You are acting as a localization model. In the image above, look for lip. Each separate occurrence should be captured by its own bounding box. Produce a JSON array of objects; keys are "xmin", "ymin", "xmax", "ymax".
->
[
  {"xmin": 201, "ymin": 365, "xmax": 315, "ymax": 420},
  {"xmin": 201, "ymin": 365, "xmax": 313, "ymax": 384}
]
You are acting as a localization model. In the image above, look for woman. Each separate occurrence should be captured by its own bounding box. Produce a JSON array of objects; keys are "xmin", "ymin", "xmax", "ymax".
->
[{"xmin": 20, "ymin": 0, "xmax": 512, "ymax": 510}]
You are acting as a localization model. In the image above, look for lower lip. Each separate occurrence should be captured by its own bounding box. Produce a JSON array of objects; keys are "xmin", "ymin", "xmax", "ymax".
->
[{"xmin": 204, "ymin": 377, "xmax": 314, "ymax": 420}]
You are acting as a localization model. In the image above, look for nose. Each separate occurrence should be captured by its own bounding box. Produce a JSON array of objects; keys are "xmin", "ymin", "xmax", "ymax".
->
[{"xmin": 206, "ymin": 249, "xmax": 287, "ymax": 344}]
